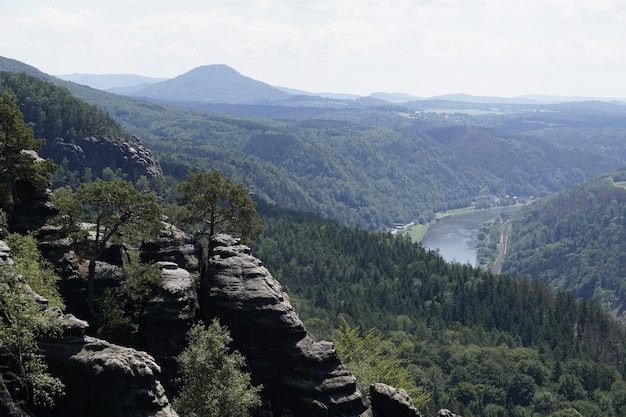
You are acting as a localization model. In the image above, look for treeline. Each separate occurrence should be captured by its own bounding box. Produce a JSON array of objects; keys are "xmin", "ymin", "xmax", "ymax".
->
[
  {"xmin": 0, "ymin": 71, "xmax": 123, "ymax": 141},
  {"xmin": 255, "ymin": 203, "xmax": 626, "ymax": 416},
  {"xmin": 48, "ymin": 70, "xmax": 620, "ymax": 230},
  {"xmin": 4, "ymin": 65, "xmax": 619, "ymax": 230},
  {"xmin": 502, "ymin": 171, "xmax": 626, "ymax": 316}
]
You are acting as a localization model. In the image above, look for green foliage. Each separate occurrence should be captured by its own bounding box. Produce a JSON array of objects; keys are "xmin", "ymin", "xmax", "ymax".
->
[
  {"xmin": 0, "ymin": 71, "xmax": 123, "ymax": 142},
  {"xmin": 0, "ymin": 208, "xmax": 7, "ymax": 238},
  {"xmin": 117, "ymin": 256, "xmax": 162, "ymax": 316},
  {"xmin": 502, "ymin": 171, "xmax": 626, "ymax": 315},
  {"xmin": 177, "ymin": 170, "xmax": 263, "ymax": 243},
  {"xmin": 0, "ymin": 244, "xmax": 64, "ymax": 408},
  {"xmin": 173, "ymin": 319, "xmax": 262, "ymax": 417},
  {"xmin": 4, "ymin": 233, "xmax": 64, "ymax": 309},
  {"xmin": 255, "ymin": 206, "xmax": 626, "ymax": 416},
  {"xmin": 0, "ymin": 92, "xmax": 55, "ymax": 212},
  {"xmin": 92, "ymin": 255, "xmax": 162, "ymax": 343},
  {"xmin": 92, "ymin": 287, "xmax": 136, "ymax": 343},
  {"xmin": 59, "ymin": 179, "xmax": 162, "ymax": 306},
  {"xmin": 335, "ymin": 318, "xmax": 426, "ymax": 403}
]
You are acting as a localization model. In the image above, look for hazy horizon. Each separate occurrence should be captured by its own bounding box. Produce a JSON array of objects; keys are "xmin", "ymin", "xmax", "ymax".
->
[{"xmin": 3, "ymin": 1, "xmax": 626, "ymax": 98}]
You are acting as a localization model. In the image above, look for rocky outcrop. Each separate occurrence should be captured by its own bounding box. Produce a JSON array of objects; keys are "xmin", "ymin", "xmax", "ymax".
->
[
  {"xmin": 370, "ymin": 383, "xmax": 421, "ymax": 417},
  {"xmin": 203, "ymin": 234, "xmax": 371, "ymax": 417},
  {"xmin": 41, "ymin": 135, "xmax": 162, "ymax": 181},
  {"xmin": 140, "ymin": 225, "xmax": 201, "ymax": 392},
  {"xmin": 436, "ymin": 409, "xmax": 462, "ymax": 417},
  {"xmin": 0, "ymin": 240, "xmax": 13, "ymax": 266},
  {"xmin": 1, "ymin": 239, "xmax": 177, "ymax": 417},
  {"xmin": 140, "ymin": 224, "xmax": 203, "ymax": 283},
  {"xmin": 9, "ymin": 179, "xmax": 57, "ymax": 234},
  {"xmin": 42, "ymin": 335, "xmax": 178, "ymax": 417}
]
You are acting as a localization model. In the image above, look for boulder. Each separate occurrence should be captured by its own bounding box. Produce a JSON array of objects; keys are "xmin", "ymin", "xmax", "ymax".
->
[
  {"xmin": 203, "ymin": 234, "xmax": 371, "ymax": 417},
  {"xmin": 42, "ymin": 335, "xmax": 178, "ymax": 417},
  {"xmin": 436, "ymin": 409, "xmax": 462, "ymax": 417},
  {"xmin": 370, "ymin": 383, "xmax": 421, "ymax": 417}
]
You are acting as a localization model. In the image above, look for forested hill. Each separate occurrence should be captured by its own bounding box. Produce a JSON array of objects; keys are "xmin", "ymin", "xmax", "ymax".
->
[
  {"xmin": 502, "ymin": 170, "xmax": 626, "ymax": 320},
  {"xmin": 255, "ymin": 203, "xmax": 626, "ymax": 417},
  {"xmin": 0, "ymin": 71, "xmax": 123, "ymax": 141},
  {"xmin": 1, "ymin": 58, "xmax": 622, "ymax": 230}
]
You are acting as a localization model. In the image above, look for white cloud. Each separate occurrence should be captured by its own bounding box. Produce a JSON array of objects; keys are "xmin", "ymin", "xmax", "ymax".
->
[{"xmin": 1, "ymin": 1, "xmax": 626, "ymax": 96}]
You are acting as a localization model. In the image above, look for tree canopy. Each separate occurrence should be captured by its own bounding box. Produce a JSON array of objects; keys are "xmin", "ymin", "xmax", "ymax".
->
[
  {"xmin": 0, "ymin": 233, "xmax": 65, "ymax": 409},
  {"xmin": 0, "ymin": 92, "xmax": 55, "ymax": 213},
  {"xmin": 177, "ymin": 170, "xmax": 263, "ymax": 243},
  {"xmin": 54, "ymin": 179, "xmax": 161, "ymax": 307},
  {"xmin": 173, "ymin": 319, "xmax": 262, "ymax": 417}
]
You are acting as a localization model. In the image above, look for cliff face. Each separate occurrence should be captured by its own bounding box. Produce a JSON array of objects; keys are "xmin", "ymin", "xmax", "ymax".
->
[
  {"xmin": 203, "ymin": 234, "xmax": 372, "ymax": 417},
  {"xmin": 139, "ymin": 224, "xmax": 202, "ymax": 393},
  {"xmin": 41, "ymin": 135, "xmax": 162, "ymax": 181},
  {"xmin": 0, "ymin": 239, "xmax": 178, "ymax": 417},
  {"xmin": 3, "ymin": 171, "xmax": 423, "ymax": 416}
]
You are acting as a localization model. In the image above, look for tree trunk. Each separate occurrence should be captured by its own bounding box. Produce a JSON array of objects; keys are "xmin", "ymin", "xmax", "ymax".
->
[{"xmin": 87, "ymin": 256, "xmax": 97, "ymax": 310}]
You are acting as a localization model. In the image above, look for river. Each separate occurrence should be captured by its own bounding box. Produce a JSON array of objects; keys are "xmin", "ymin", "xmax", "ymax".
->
[{"xmin": 420, "ymin": 207, "xmax": 518, "ymax": 266}]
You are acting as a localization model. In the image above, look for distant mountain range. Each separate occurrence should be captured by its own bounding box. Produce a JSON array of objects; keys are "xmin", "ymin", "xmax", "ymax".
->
[
  {"xmin": 48, "ymin": 60, "xmax": 626, "ymax": 106},
  {"xmin": 56, "ymin": 73, "xmax": 167, "ymax": 93},
  {"xmin": 2, "ymin": 55, "xmax": 625, "ymax": 108}
]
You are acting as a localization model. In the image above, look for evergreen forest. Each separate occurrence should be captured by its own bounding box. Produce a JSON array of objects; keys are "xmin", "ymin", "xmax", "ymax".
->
[
  {"xmin": 502, "ymin": 171, "xmax": 626, "ymax": 320},
  {"xmin": 3, "ymin": 60, "xmax": 626, "ymax": 417}
]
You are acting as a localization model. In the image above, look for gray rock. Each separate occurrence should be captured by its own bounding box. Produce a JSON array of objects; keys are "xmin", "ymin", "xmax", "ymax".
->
[
  {"xmin": 41, "ymin": 135, "xmax": 162, "ymax": 181},
  {"xmin": 203, "ymin": 234, "xmax": 371, "ymax": 417},
  {"xmin": 370, "ymin": 383, "xmax": 421, "ymax": 417},
  {"xmin": 141, "ymin": 224, "xmax": 203, "ymax": 284},
  {"xmin": 436, "ymin": 409, "xmax": 462, "ymax": 417},
  {"xmin": 140, "ymin": 225, "xmax": 201, "ymax": 393},
  {"xmin": 9, "ymin": 180, "xmax": 57, "ymax": 234},
  {"xmin": 0, "ymin": 240, "xmax": 13, "ymax": 266},
  {"xmin": 42, "ymin": 335, "xmax": 178, "ymax": 417}
]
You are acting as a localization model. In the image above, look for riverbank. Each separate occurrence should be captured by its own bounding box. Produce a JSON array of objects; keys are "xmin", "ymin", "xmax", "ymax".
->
[
  {"xmin": 403, "ymin": 206, "xmax": 513, "ymax": 243},
  {"xmin": 402, "ymin": 207, "xmax": 480, "ymax": 243},
  {"xmin": 403, "ymin": 205, "xmax": 521, "ymax": 267}
]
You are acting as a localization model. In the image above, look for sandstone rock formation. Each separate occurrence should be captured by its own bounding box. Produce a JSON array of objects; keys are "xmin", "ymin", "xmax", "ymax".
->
[
  {"xmin": 41, "ymin": 135, "xmax": 162, "ymax": 181},
  {"xmin": 203, "ymin": 234, "xmax": 372, "ymax": 417},
  {"xmin": 370, "ymin": 383, "xmax": 421, "ymax": 417},
  {"xmin": 140, "ymin": 224, "xmax": 203, "ymax": 283},
  {"xmin": 42, "ymin": 335, "xmax": 178, "ymax": 417},
  {"xmin": 9, "ymin": 179, "xmax": 57, "ymax": 234},
  {"xmin": 139, "ymin": 224, "xmax": 201, "ymax": 392},
  {"xmin": 1, "ymin": 239, "xmax": 177, "ymax": 417}
]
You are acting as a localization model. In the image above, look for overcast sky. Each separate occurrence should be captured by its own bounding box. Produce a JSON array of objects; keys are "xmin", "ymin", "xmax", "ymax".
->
[{"xmin": 2, "ymin": 0, "xmax": 626, "ymax": 98}]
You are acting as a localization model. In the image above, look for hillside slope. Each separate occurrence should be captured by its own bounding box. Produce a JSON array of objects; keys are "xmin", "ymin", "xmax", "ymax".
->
[
  {"xmin": 254, "ymin": 203, "xmax": 626, "ymax": 417},
  {"xmin": 127, "ymin": 64, "xmax": 292, "ymax": 104},
  {"xmin": 502, "ymin": 170, "xmax": 626, "ymax": 320},
  {"xmin": 1, "ymin": 56, "xmax": 622, "ymax": 230}
]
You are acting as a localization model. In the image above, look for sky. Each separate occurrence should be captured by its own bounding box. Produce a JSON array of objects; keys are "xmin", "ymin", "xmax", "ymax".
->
[{"xmin": 2, "ymin": 0, "xmax": 626, "ymax": 98}]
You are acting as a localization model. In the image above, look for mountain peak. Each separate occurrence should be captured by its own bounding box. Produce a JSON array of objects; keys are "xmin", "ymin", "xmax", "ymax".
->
[{"xmin": 132, "ymin": 64, "xmax": 290, "ymax": 104}]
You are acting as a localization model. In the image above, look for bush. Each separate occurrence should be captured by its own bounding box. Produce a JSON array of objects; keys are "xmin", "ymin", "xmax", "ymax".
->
[{"xmin": 173, "ymin": 319, "xmax": 262, "ymax": 417}]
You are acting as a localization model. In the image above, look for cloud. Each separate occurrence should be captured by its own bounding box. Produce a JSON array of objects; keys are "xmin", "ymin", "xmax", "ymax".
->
[{"xmin": 2, "ymin": 1, "xmax": 626, "ymax": 96}]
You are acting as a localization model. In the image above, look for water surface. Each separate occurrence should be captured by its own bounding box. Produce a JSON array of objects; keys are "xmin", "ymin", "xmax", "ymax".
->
[{"xmin": 421, "ymin": 208, "xmax": 516, "ymax": 266}]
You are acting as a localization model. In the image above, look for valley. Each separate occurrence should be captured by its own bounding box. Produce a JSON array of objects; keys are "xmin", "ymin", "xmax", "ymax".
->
[
  {"xmin": 419, "ymin": 206, "xmax": 519, "ymax": 266},
  {"xmin": 3, "ymin": 56, "xmax": 626, "ymax": 417}
]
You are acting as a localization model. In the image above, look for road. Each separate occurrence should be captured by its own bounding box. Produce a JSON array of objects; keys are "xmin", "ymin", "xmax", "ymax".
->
[{"xmin": 491, "ymin": 219, "xmax": 511, "ymax": 275}]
